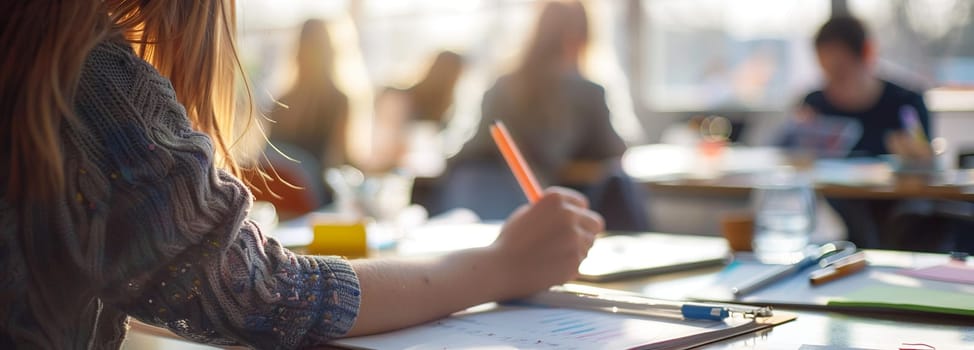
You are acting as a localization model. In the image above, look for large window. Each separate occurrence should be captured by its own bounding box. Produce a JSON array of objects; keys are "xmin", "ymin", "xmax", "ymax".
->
[
  {"xmin": 849, "ymin": 0, "xmax": 974, "ymax": 88},
  {"xmin": 640, "ymin": 0, "xmax": 830, "ymax": 112},
  {"xmin": 237, "ymin": 0, "xmax": 644, "ymax": 157},
  {"xmin": 638, "ymin": 0, "xmax": 974, "ymax": 112},
  {"xmin": 234, "ymin": 0, "xmax": 974, "ymax": 155},
  {"xmin": 237, "ymin": 0, "xmax": 353, "ymax": 109},
  {"xmin": 354, "ymin": 0, "xmax": 539, "ymax": 153}
]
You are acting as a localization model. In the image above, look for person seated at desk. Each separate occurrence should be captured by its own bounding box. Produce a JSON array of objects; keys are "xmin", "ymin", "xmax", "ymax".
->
[
  {"xmin": 0, "ymin": 1, "xmax": 602, "ymax": 348},
  {"xmin": 446, "ymin": 0, "xmax": 648, "ymax": 231},
  {"xmin": 370, "ymin": 50, "xmax": 464, "ymax": 174},
  {"xmin": 267, "ymin": 19, "xmax": 350, "ymax": 205},
  {"xmin": 401, "ymin": 50, "xmax": 465, "ymax": 127},
  {"xmin": 801, "ymin": 16, "xmax": 930, "ymax": 158},
  {"xmin": 800, "ymin": 16, "xmax": 934, "ymax": 249}
]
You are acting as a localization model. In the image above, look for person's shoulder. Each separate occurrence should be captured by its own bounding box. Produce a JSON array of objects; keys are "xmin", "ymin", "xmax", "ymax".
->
[
  {"xmin": 490, "ymin": 74, "xmax": 516, "ymax": 91},
  {"xmin": 482, "ymin": 74, "xmax": 517, "ymax": 102},
  {"xmin": 80, "ymin": 35, "xmax": 167, "ymax": 95},
  {"xmin": 76, "ymin": 35, "xmax": 185, "ymax": 131},
  {"xmin": 334, "ymin": 86, "xmax": 350, "ymax": 105},
  {"xmin": 881, "ymin": 80, "xmax": 924, "ymax": 101},
  {"xmin": 558, "ymin": 74, "xmax": 607, "ymax": 105},
  {"xmin": 802, "ymin": 89, "xmax": 825, "ymax": 104},
  {"xmin": 563, "ymin": 73, "xmax": 605, "ymax": 93},
  {"xmin": 83, "ymin": 36, "xmax": 140, "ymax": 72}
]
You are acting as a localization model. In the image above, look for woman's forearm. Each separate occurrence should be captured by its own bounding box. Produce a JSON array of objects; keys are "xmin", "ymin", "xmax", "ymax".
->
[{"xmin": 344, "ymin": 247, "xmax": 510, "ymax": 336}]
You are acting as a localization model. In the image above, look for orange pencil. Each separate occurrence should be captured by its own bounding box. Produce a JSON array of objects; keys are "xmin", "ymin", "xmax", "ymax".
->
[
  {"xmin": 809, "ymin": 252, "xmax": 868, "ymax": 286},
  {"xmin": 490, "ymin": 120, "xmax": 543, "ymax": 203}
]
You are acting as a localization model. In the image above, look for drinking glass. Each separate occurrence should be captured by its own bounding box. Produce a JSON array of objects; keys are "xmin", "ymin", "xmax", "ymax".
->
[{"xmin": 752, "ymin": 170, "xmax": 815, "ymax": 262}]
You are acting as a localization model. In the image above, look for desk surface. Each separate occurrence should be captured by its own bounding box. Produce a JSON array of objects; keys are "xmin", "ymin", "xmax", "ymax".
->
[
  {"xmin": 587, "ymin": 250, "xmax": 974, "ymax": 349},
  {"xmin": 128, "ymin": 234, "xmax": 974, "ymax": 349},
  {"xmin": 624, "ymin": 144, "xmax": 974, "ymax": 201}
]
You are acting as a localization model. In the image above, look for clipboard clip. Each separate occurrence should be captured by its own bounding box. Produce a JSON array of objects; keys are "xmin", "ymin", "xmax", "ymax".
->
[
  {"xmin": 737, "ymin": 305, "xmax": 775, "ymax": 318},
  {"xmin": 525, "ymin": 284, "xmax": 774, "ymax": 321}
]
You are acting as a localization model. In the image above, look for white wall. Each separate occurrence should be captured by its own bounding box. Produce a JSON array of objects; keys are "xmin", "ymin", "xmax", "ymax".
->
[{"xmin": 932, "ymin": 111, "xmax": 974, "ymax": 169}]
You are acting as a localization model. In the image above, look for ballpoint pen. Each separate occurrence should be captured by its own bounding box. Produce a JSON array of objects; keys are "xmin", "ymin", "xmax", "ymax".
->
[
  {"xmin": 522, "ymin": 284, "xmax": 774, "ymax": 321},
  {"xmin": 490, "ymin": 120, "xmax": 544, "ymax": 203},
  {"xmin": 731, "ymin": 241, "xmax": 856, "ymax": 297}
]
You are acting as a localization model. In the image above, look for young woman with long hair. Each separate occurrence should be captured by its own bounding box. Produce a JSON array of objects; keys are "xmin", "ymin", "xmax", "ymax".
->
[
  {"xmin": 0, "ymin": 1, "xmax": 602, "ymax": 348},
  {"xmin": 447, "ymin": 1, "xmax": 639, "ymax": 228},
  {"xmin": 455, "ymin": 0, "xmax": 627, "ymax": 188},
  {"xmin": 270, "ymin": 19, "xmax": 349, "ymax": 170}
]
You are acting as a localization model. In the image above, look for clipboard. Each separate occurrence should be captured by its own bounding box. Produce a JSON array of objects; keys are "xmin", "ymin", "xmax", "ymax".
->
[{"xmin": 333, "ymin": 301, "xmax": 795, "ymax": 350}]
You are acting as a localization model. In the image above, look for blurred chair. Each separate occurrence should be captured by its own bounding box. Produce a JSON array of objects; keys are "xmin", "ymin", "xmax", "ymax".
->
[
  {"xmin": 958, "ymin": 148, "xmax": 974, "ymax": 169},
  {"xmin": 427, "ymin": 160, "xmax": 651, "ymax": 232},
  {"xmin": 885, "ymin": 199, "xmax": 974, "ymax": 253},
  {"xmin": 573, "ymin": 170, "xmax": 651, "ymax": 232},
  {"xmin": 429, "ymin": 159, "xmax": 525, "ymax": 221},
  {"xmin": 242, "ymin": 145, "xmax": 327, "ymax": 220}
]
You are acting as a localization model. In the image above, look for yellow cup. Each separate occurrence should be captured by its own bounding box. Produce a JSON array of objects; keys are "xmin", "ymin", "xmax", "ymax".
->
[{"xmin": 307, "ymin": 216, "xmax": 368, "ymax": 258}]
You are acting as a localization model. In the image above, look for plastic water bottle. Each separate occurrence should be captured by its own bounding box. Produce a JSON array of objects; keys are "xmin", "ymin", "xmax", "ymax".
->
[{"xmin": 752, "ymin": 168, "xmax": 815, "ymax": 262}]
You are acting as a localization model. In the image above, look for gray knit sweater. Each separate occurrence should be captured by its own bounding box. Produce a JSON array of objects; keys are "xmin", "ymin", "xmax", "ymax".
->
[{"xmin": 0, "ymin": 39, "xmax": 360, "ymax": 349}]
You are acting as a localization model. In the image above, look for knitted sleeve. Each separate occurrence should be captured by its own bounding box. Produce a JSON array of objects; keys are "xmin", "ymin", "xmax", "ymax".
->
[{"xmin": 71, "ymin": 40, "xmax": 360, "ymax": 349}]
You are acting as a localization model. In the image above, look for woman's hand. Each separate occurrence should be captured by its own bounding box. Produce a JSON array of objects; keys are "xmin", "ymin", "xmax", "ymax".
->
[
  {"xmin": 346, "ymin": 187, "xmax": 603, "ymax": 337},
  {"xmin": 489, "ymin": 187, "xmax": 604, "ymax": 299}
]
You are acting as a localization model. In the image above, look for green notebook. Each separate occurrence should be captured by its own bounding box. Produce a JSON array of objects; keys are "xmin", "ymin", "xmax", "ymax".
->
[{"xmin": 828, "ymin": 285, "xmax": 974, "ymax": 317}]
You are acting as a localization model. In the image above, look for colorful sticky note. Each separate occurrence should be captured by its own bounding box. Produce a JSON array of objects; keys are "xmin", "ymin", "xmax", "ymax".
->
[
  {"xmin": 308, "ymin": 221, "xmax": 368, "ymax": 258},
  {"xmin": 899, "ymin": 263, "xmax": 974, "ymax": 285}
]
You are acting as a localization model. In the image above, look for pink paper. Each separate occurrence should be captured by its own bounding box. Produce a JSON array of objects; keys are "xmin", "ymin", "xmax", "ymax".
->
[{"xmin": 901, "ymin": 263, "xmax": 974, "ymax": 285}]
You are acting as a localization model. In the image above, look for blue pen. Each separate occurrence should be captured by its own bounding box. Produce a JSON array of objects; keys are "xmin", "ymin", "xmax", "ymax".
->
[{"xmin": 523, "ymin": 284, "xmax": 772, "ymax": 321}]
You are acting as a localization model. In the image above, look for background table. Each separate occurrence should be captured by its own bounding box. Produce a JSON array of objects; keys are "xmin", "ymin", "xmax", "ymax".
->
[
  {"xmin": 623, "ymin": 144, "xmax": 974, "ymax": 201},
  {"xmin": 586, "ymin": 249, "xmax": 974, "ymax": 349}
]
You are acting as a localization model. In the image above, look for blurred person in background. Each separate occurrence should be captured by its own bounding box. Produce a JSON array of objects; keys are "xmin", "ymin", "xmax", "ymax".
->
[
  {"xmin": 404, "ymin": 51, "xmax": 465, "ymax": 126},
  {"xmin": 445, "ymin": 0, "xmax": 648, "ymax": 231},
  {"xmin": 799, "ymin": 16, "xmax": 941, "ymax": 250},
  {"xmin": 266, "ymin": 19, "xmax": 350, "ymax": 206},
  {"xmin": 801, "ymin": 16, "xmax": 931, "ymax": 158},
  {"xmin": 370, "ymin": 51, "xmax": 465, "ymax": 174}
]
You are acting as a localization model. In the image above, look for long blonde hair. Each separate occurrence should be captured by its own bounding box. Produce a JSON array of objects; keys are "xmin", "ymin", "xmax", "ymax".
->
[
  {"xmin": 510, "ymin": 1, "xmax": 588, "ymax": 113},
  {"xmin": 1, "ymin": 0, "xmax": 246, "ymax": 202},
  {"xmin": 269, "ymin": 19, "xmax": 350, "ymax": 171}
]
